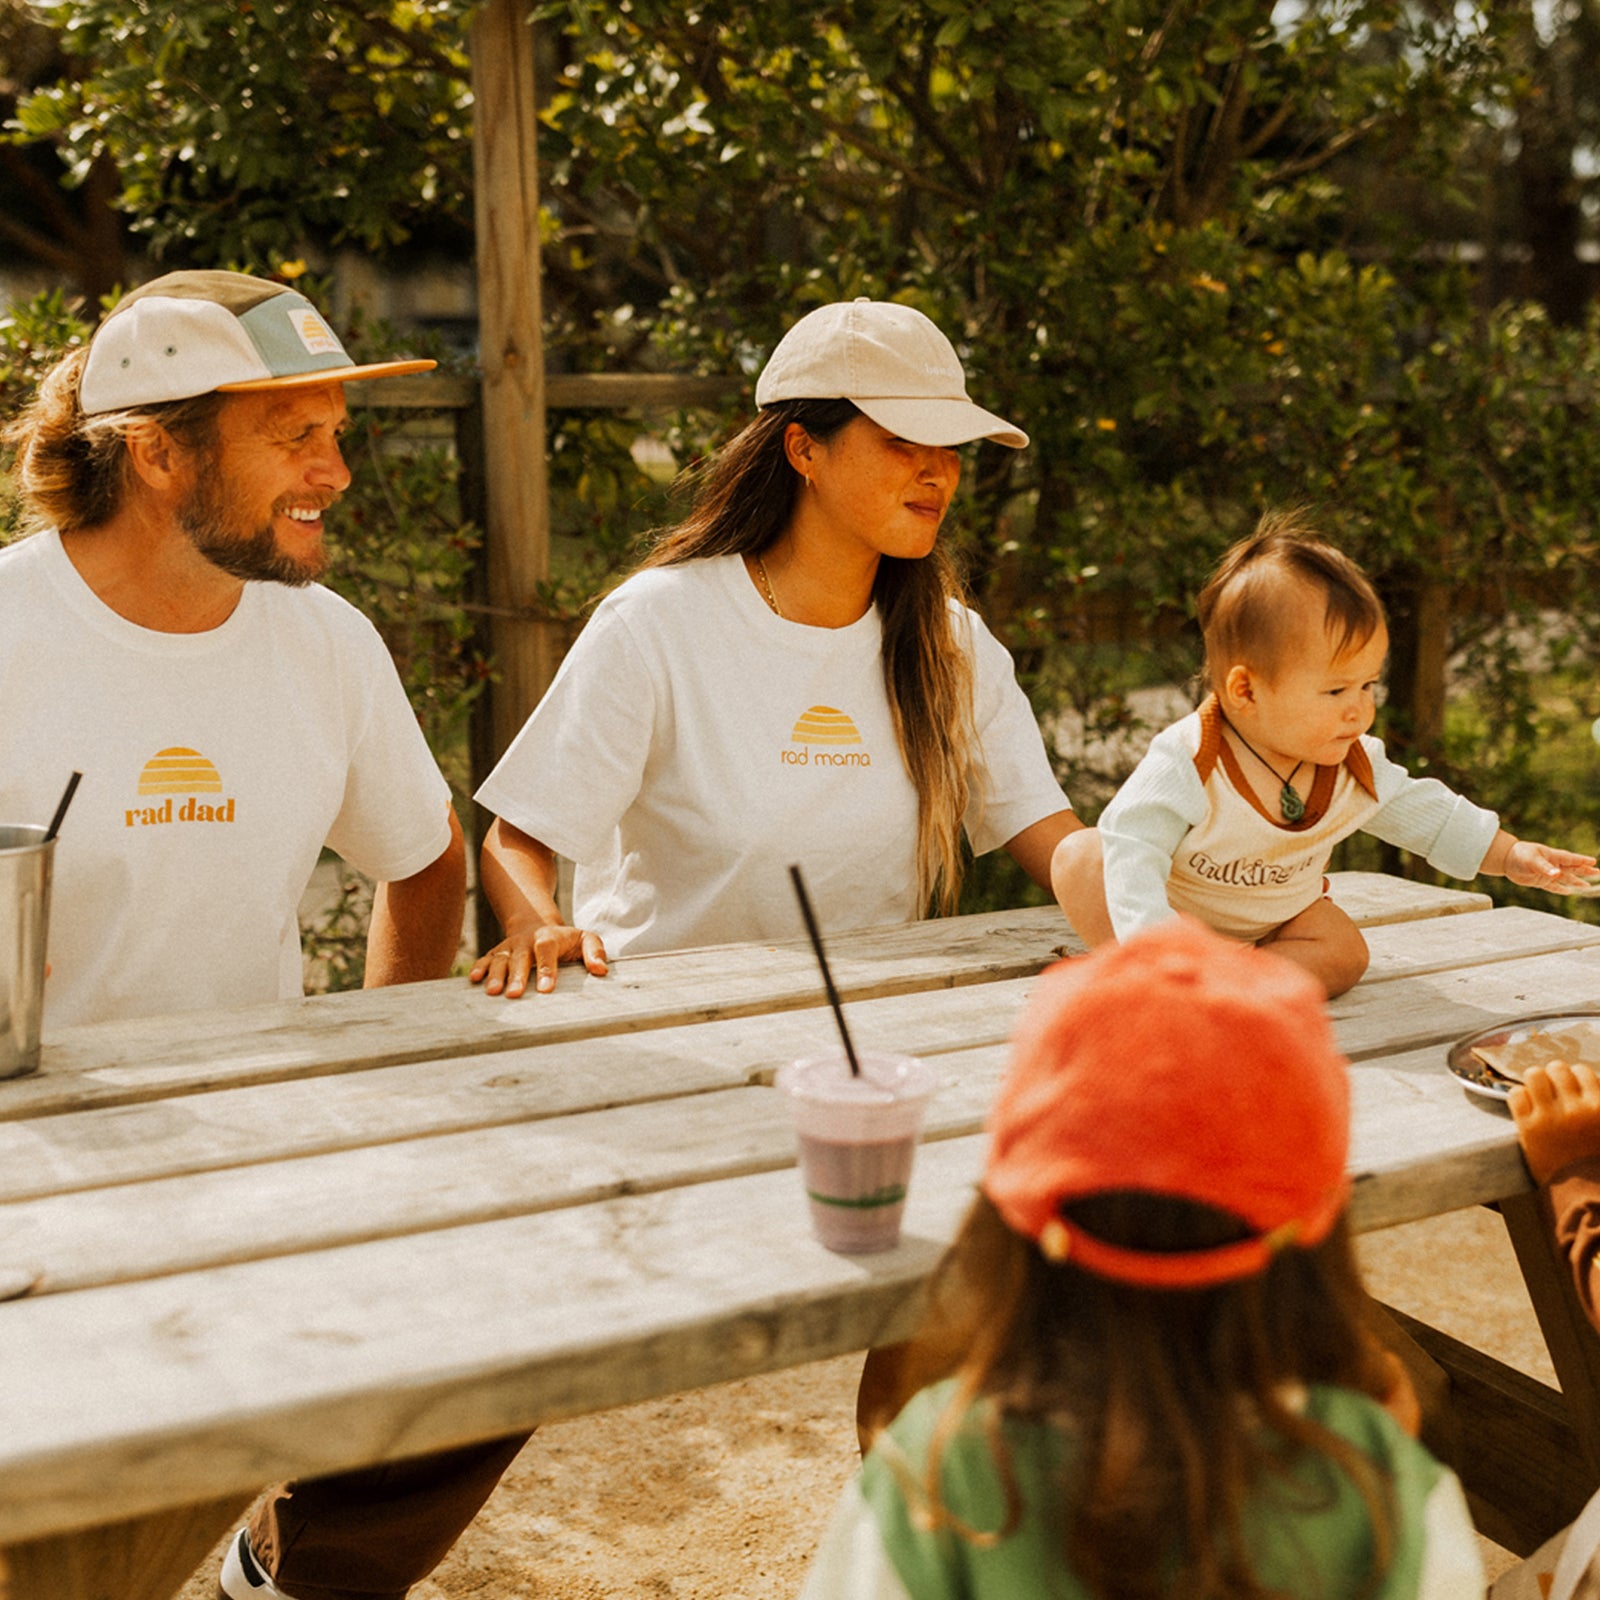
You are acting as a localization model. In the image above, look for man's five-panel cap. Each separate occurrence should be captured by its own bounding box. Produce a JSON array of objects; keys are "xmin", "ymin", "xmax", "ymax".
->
[
  {"xmin": 984, "ymin": 918, "xmax": 1351, "ymax": 1289},
  {"xmin": 755, "ymin": 298, "xmax": 1028, "ymax": 449},
  {"xmin": 77, "ymin": 270, "xmax": 436, "ymax": 416}
]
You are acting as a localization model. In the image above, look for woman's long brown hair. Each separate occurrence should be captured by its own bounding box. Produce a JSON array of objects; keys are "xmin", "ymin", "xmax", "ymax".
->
[
  {"xmin": 640, "ymin": 399, "xmax": 976, "ymax": 914},
  {"xmin": 884, "ymin": 1193, "xmax": 1398, "ymax": 1600}
]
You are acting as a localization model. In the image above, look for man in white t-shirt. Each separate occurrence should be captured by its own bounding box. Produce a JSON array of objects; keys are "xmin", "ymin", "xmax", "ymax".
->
[{"xmin": 1, "ymin": 271, "xmax": 493, "ymax": 1600}]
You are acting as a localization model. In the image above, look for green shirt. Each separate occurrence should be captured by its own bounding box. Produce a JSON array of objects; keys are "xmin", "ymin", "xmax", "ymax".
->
[{"xmin": 800, "ymin": 1381, "xmax": 1483, "ymax": 1600}]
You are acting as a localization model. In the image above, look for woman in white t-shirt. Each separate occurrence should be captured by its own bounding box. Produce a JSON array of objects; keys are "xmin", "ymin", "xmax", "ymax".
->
[{"xmin": 471, "ymin": 299, "xmax": 1082, "ymax": 996}]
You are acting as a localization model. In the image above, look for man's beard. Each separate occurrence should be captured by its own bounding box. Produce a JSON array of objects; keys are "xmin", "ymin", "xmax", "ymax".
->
[{"xmin": 177, "ymin": 468, "xmax": 328, "ymax": 587}]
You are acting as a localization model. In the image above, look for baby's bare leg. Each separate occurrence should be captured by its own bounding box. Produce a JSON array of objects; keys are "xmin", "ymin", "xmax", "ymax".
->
[
  {"xmin": 1257, "ymin": 895, "xmax": 1370, "ymax": 998},
  {"xmin": 1049, "ymin": 827, "xmax": 1115, "ymax": 947}
]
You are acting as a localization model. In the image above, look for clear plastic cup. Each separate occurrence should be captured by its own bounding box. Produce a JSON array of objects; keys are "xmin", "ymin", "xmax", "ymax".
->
[{"xmin": 776, "ymin": 1051, "xmax": 936, "ymax": 1253}]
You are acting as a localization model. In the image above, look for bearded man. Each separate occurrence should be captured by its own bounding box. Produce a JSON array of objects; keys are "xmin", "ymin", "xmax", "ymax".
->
[
  {"xmin": 0, "ymin": 269, "xmax": 465, "ymax": 1026},
  {"xmin": 0, "ymin": 271, "xmax": 523, "ymax": 1600}
]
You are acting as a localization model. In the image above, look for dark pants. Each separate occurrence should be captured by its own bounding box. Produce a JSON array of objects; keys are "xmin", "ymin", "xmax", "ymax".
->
[{"xmin": 247, "ymin": 1432, "xmax": 532, "ymax": 1600}]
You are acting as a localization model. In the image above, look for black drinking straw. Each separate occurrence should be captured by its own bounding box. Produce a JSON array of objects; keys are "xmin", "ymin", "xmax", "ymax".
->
[
  {"xmin": 788, "ymin": 862, "xmax": 861, "ymax": 1077},
  {"xmin": 44, "ymin": 771, "xmax": 82, "ymax": 842}
]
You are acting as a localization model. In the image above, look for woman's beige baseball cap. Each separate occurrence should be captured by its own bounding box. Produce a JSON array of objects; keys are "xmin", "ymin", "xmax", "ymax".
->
[
  {"xmin": 77, "ymin": 269, "xmax": 436, "ymax": 416},
  {"xmin": 755, "ymin": 297, "xmax": 1028, "ymax": 449}
]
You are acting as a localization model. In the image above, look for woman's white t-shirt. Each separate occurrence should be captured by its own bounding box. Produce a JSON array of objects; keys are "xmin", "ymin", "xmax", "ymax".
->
[{"xmin": 476, "ymin": 555, "xmax": 1069, "ymax": 956}]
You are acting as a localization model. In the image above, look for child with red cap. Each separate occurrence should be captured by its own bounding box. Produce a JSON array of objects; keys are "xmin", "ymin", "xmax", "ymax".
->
[{"xmin": 801, "ymin": 918, "xmax": 1483, "ymax": 1599}]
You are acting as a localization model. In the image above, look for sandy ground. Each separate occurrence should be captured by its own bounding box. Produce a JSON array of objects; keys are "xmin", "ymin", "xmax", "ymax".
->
[{"xmin": 174, "ymin": 1205, "xmax": 1543, "ymax": 1598}]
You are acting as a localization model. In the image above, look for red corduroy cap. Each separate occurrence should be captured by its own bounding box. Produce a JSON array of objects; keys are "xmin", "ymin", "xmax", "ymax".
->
[{"xmin": 984, "ymin": 918, "xmax": 1350, "ymax": 1289}]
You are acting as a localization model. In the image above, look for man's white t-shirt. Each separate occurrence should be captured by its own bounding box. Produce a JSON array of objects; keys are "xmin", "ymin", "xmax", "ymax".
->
[
  {"xmin": 475, "ymin": 555, "xmax": 1070, "ymax": 956},
  {"xmin": 0, "ymin": 529, "xmax": 453, "ymax": 1029}
]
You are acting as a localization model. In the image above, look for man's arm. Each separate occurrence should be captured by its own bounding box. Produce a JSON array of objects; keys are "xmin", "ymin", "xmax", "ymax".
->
[{"xmin": 363, "ymin": 805, "xmax": 467, "ymax": 986}]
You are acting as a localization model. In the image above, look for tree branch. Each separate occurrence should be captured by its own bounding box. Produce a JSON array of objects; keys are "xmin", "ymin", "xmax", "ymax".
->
[
  {"xmin": 810, "ymin": 107, "xmax": 978, "ymax": 207},
  {"xmin": 884, "ymin": 44, "xmax": 985, "ymax": 195},
  {"xmin": 1262, "ymin": 115, "xmax": 1381, "ymax": 184}
]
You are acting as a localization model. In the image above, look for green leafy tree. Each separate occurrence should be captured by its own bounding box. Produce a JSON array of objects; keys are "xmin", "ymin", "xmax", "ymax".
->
[
  {"xmin": 9, "ymin": 0, "xmax": 476, "ymax": 268},
  {"xmin": 13, "ymin": 0, "xmax": 1600, "ymax": 923}
]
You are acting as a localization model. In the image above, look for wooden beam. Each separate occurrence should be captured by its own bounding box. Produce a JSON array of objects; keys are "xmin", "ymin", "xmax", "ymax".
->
[
  {"xmin": 470, "ymin": 0, "xmax": 558, "ymax": 762},
  {"xmin": 348, "ymin": 372, "xmax": 743, "ymax": 412},
  {"xmin": 1, "ymin": 1493, "xmax": 250, "ymax": 1600},
  {"xmin": 1500, "ymin": 1188, "xmax": 1600, "ymax": 1476},
  {"xmin": 1384, "ymin": 1305, "xmax": 1596, "ymax": 1555}
]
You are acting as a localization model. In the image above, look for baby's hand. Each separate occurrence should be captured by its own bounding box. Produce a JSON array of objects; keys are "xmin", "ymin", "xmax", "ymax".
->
[
  {"xmin": 1508, "ymin": 1061, "xmax": 1600, "ymax": 1184},
  {"xmin": 1501, "ymin": 839, "xmax": 1599, "ymax": 894}
]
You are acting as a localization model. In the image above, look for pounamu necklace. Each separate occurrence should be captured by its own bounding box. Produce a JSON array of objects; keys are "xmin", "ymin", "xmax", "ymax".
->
[{"xmin": 1226, "ymin": 724, "xmax": 1307, "ymax": 822}]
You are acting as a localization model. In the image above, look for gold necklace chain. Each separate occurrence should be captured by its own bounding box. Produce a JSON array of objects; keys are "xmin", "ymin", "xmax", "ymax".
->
[{"xmin": 754, "ymin": 554, "xmax": 784, "ymax": 619}]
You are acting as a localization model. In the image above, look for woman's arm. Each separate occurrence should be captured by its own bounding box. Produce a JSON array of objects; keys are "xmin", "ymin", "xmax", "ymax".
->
[
  {"xmin": 471, "ymin": 817, "xmax": 609, "ymax": 996},
  {"xmin": 1002, "ymin": 808, "xmax": 1083, "ymax": 891}
]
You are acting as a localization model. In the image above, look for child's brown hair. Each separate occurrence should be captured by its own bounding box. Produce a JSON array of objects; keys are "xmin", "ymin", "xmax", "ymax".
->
[
  {"xmin": 892, "ymin": 1191, "xmax": 1396, "ymax": 1600},
  {"xmin": 1197, "ymin": 508, "xmax": 1385, "ymax": 692}
]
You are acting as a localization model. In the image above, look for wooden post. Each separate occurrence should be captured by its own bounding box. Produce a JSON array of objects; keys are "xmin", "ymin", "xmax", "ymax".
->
[{"xmin": 470, "ymin": 0, "xmax": 558, "ymax": 763}]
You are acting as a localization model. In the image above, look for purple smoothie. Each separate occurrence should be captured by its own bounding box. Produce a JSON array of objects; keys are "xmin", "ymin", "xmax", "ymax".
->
[{"xmin": 776, "ymin": 1052, "xmax": 936, "ymax": 1254}]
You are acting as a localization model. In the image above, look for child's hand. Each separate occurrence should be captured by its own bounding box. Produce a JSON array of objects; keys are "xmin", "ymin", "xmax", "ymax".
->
[
  {"xmin": 1508, "ymin": 1061, "xmax": 1600, "ymax": 1183},
  {"xmin": 1500, "ymin": 839, "xmax": 1599, "ymax": 894}
]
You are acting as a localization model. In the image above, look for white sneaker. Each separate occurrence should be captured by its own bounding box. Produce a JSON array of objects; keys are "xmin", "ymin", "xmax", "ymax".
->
[{"xmin": 217, "ymin": 1530, "xmax": 298, "ymax": 1600}]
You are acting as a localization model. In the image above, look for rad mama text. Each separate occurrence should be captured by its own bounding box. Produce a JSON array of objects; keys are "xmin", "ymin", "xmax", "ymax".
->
[
  {"xmin": 779, "ymin": 749, "xmax": 872, "ymax": 767},
  {"xmin": 125, "ymin": 796, "xmax": 236, "ymax": 827}
]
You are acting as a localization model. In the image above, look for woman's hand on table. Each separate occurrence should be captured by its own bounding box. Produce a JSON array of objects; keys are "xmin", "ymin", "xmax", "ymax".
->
[{"xmin": 470, "ymin": 923, "xmax": 609, "ymax": 997}]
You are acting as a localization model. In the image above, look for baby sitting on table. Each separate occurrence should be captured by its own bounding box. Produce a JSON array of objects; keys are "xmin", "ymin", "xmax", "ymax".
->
[{"xmin": 1051, "ymin": 508, "xmax": 1595, "ymax": 999}]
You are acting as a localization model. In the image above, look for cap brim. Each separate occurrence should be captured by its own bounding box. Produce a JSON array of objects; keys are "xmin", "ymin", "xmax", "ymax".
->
[
  {"xmin": 854, "ymin": 395, "xmax": 1028, "ymax": 450},
  {"xmin": 217, "ymin": 358, "xmax": 437, "ymax": 392}
]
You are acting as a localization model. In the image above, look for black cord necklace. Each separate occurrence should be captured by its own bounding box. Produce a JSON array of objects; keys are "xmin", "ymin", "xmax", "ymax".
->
[{"xmin": 1225, "ymin": 722, "xmax": 1306, "ymax": 822}]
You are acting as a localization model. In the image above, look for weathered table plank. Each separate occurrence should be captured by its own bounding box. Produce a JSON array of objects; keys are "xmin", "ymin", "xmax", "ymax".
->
[
  {"xmin": 1, "ymin": 907, "xmax": 1077, "ymax": 1120},
  {"xmin": 0, "ymin": 1048, "xmax": 1016, "ymax": 1297},
  {"xmin": 0, "ymin": 983, "xmax": 1031, "ymax": 1204},
  {"xmin": 1, "ymin": 873, "xmax": 1492, "ymax": 1122},
  {"xmin": 1333, "ymin": 945, "xmax": 1600, "ymax": 1059},
  {"xmin": 1327, "ymin": 871, "xmax": 1490, "ymax": 926},
  {"xmin": 0, "ymin": 1136, "xmax": 988, "ymax": 1545},
  {"xmin": 1357, "ymin": 902, "xmax": 1600, "ymax": 983}
]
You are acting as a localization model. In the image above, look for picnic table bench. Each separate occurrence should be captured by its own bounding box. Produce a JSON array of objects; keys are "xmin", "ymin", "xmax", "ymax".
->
[{"xmin": 2, "ymin": 870, "xmax": 1599, "ymax": 1598}]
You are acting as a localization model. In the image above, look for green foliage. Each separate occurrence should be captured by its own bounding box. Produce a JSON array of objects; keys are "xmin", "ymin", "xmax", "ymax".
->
[
  {"xmin": 0, "ymin": 287, "xmax": 93, "ymax": 542},
  {"xmin": 13, "ymin": 0, "xmax": 477, "ymax": 267},
  {"xmin": 16, "ymin": 0, "xmax": 1600, "ymax": 927}
]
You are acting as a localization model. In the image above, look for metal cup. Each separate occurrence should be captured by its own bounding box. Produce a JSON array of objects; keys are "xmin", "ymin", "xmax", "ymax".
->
[{"xmin": 0, "ymin": 825, "xmax": 54, "ymax": 1080}]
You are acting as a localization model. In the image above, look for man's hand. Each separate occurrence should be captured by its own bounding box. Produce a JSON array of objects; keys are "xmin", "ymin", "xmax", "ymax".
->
[{"xmin": 1509, "ymin": 1061, "xmax": 1600, "ymax": 1184}]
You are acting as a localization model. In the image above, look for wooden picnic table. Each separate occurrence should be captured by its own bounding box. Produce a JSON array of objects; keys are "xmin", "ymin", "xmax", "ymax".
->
[{"xmin": 3, "ymin": 871, "xmax": 1600, "ymax": 1599}]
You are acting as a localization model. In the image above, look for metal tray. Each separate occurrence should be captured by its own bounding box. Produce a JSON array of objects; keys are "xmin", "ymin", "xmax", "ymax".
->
[{"xmin": 1446, "ymin": 1010, "xmax": 1600, "ymax": 1102}]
